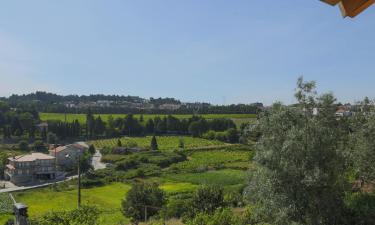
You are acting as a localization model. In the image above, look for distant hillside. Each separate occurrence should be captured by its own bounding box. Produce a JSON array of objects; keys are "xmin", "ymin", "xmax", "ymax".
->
[{"xmin": 0, "ymin": 91, "xmax": 263, "ymax": 115}]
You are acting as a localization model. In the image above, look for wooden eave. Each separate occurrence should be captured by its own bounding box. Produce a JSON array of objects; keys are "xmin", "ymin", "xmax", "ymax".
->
[{"xmin": 321, "ymin": 0, "xmax": 375, "ymax": 17}]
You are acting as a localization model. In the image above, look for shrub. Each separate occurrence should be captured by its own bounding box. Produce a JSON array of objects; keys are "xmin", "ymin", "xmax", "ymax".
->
[
  {"xmin": 88, "ymin": 144, "xmax": 96, "ymax": 155},
  {"xmin": 345, "ymin": 192, "xmax": 375, "ymax": 224},
  {"xmin": 186, "ymin": 208, "xmax": 240, "ymax": 225},
  {"xmin": 31, "ymin": 205, "xmax": 99, "ymax": 225},
  {"xmin": 164, "ymin": 198, "xmax": 190, "ymax": 219},
  {"xmin": 151, "ymin": 136, "xmax": 158, "ymax": 150},
  {"xmin": 214, "ymin": 132, "xmax": 227, "ymax": 142},
  {"xmin": 226, "ymin": 128, "xmax": 239, "ymax": 143},
  {"xmin": 33, "ymin": 140, "xmax": 46, "ymax": 152},
  {"xmin": 224, "ymin": 191, "xmax": 243, "ymax": 207},
  {"xmin": 115, "ymin": 159, "xmax": 139, "ymax": 171},
  {"xmin": 191, "ymin": 185, "xmax": 224, "ymax": 214},
  {"xmin": 122, "ymin": 183, "xmax": 166, "ymax": 223},
  {"xmin": 202, "ymin": 131, "xmax": 216, "ymax": 140}
]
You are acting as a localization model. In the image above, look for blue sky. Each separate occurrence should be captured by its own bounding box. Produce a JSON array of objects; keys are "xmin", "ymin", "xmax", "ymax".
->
[{"xmin": 0, "ymin": 1, "xmax": 374, "ymax": 105}]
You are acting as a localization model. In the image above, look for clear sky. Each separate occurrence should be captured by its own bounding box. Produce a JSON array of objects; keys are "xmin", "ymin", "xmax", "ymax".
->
[{"xmin": 0, "ymin": 1, "xmax": 375, "ymax": 105}]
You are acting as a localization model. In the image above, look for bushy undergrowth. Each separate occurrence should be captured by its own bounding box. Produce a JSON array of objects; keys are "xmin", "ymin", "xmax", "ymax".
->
[{"xmin": 0, "ymin": 194, "xmax": 13, "ymax": 215}]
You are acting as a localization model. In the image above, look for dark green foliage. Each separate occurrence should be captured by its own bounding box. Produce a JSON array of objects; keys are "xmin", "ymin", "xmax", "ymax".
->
[
  {"xmin": 78, "ymin": 151, "xmax": 93, "ymax": 174},
  {"xmin": 151, "ymin": 136, "xmax": 158, "ymax": 150},
  {"xmin": 0, "ymin": 104, "xmax": 39, "ymax": 138},
  {"xmin": 208, "ymin": 118, "xmax": 236, "ymax": 132},
  {"xmin": 345, "ymin": 192, "xmax": 375, "ymax": 225},
  {"xmin": 163, "ymin": 198, "xmax": 190, "ymax": 219},
  {"xmin": 41, "ymin": 127, "xmax": 47, "ymax": 141},
  {"xmin": 81, "ymin": 176, "xmax": 105, "ymax": 188},
  {"xmin": 115, "ymin": 158, "xmax": 139, "ymax": 171},
  {"xmin": 117, "ymin": 139, "xmax": 122, "ymax": 147},
  {"xmin": 348, "ymin": 103, "xmax": 375, "ymax": 183},
  {"xmin": 86, "ymin": 109, "xmax": 95, "ymax": 138},
  {"xmin": 191, "ymin": 185, "xmax": 224, "ymax": 214},
  {"xmin": 145, "ymin": 119, "xmax": 155, "ymax": 134},
  {"xmin": 185, "ymin": 208, "xmax": 240, "ymax": 225},
  {"xmin": 123, "ymin": 114, "xmax": 143, "ymax": 136},
  {"xmin": 3, "ymin": 219, "xmax": 14, "ymax": 225},
  {"xmin": 0, "ymin": 152, "xmax": 8, "ymax": 179},
  {"xmin": 94, "ymin": 116, "xmax": 106, "ymax": 136},
  {"xmin": 202, "ymin": 129, "xmax": 239, "ymax": 143},
  {"xmin": 245, "ymin": 77, "xmax": 349, "ymax": 225},
  {"xmin": 178, "ymin": 137, "xmax": 185, "ymax": 149},
  {"xmin": 31, "ymin": 205, "xmax": 99, "ymax": 225},
  {"xmin": 47, "ymin": 120, "xmax": 81, "ymax": 140},
  {"xmin": 189, "ymin": 121, "xmax": 202, "ymax": 137},
  {"xmin": 33, "ymin": 140, "xmax": 46, "ymax": 152},
  {"xmin": 114, "ymin": 151, "xmax": 186, "ymax": 171},
  {"xmin": 47, "ymin": 132, "xmax": 58, "ymax": 145},
  {"xmin": 121, "ymin": 182, "xmax": 166, "ymax": 223},
  {"xmin": 226, "ymin": 128, "xmax": 239, "ymax": 143},
  {"xmin": 88, "ymin": 144, "xmax": 96, "ymax": 155},
  {"xmin": 18, "ymin": 140, "xmax": 29, "ymax": 151}
]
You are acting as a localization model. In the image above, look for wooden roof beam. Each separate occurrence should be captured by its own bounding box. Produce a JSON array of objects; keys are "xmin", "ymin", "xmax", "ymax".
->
[
  {"xmin": 321, "ymin": 0, "xmax": 375, "ymax": 17},
  {"xmin": 321, "ymin": 0, "xmax": 342, "ymax": 6},
  {"xmin": 339, "ymin": 0, "xmax": 375, "ymax": 17}
]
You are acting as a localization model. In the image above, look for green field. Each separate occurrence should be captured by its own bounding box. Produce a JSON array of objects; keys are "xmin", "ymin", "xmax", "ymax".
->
[
  {"xmin": 91, "ymin": 136, "xmax": 227, "ymax": 151},
  {"xmin": 12, "ymin": 183, "xmax": 131, "ymax": 224},
  {"xmin": 3, "ymin": 182, "xmax": 198, "ymax": 225},
  {"xmin": 40, "ymin": 113, "xmax": 256, "ymax": 126},
  {"xmin": 162, "ymin": 169, "xmax": 247, "ymax": 187},
  {"xmin": 169, "ymin": 149, "xmax": 252, "ymax": 172},
  {"xmin": 2, "ymin": 132, "xmax": 253, "ymax": 224}
]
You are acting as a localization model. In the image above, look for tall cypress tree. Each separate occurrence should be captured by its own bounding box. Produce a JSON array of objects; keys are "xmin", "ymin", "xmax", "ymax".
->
[{"xmin": 151, "ymin": 135, "xmax": 158, "ymax": 150}]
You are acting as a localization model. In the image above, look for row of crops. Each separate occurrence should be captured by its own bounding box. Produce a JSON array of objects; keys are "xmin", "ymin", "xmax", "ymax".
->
[{"xmin": 91, "ymin": 136, "xmax": 226, "ymax": 151}]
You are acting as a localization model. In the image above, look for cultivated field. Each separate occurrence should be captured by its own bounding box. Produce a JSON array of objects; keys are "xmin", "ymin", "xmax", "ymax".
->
[
  {"xmin": 90, "ymin": 136, "xmax": 227, "ymax": 151},
  {"xmin": 1, "ymin": 134, "xmax": 253, "ymax": 224},
  {"xmin": 40, "ymin": 113, "xmax": 257, "ymax": 127},
  {"xmin": 168, "ymin": 149, "xmax": 252, "ymax": 172}
]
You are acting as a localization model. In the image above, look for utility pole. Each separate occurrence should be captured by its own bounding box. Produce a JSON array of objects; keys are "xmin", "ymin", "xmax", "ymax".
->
[
  {"xmin": 66, "ymin": 152, "xmax": 81, "ymax": 208},
  {"xmin": 144, "ymin": 205, "xmax": 147, "ymax": 222},
  {"xmin": 77, "ymin": 153, "xmax": 81, "ymax": 208}
]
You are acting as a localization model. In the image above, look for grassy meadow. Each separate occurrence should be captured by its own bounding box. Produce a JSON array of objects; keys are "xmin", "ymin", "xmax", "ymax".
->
[
  {"xmin": 168, "ymin": 149, "xmax": 252, "ymax": 172},
  {"xmin": 4, "ymin": 182, "xmax": 199, "ymax": 225}
]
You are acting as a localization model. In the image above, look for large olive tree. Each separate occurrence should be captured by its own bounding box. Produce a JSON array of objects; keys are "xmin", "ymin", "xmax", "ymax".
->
[{"xmin": 245, "ymin": 77, "xmax": 349, "ymax": 225}]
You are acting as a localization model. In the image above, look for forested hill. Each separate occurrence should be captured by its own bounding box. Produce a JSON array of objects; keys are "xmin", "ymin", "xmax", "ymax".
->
[{"xmin": 0, "ymin": 91, "xmax": 262, "ymax": 114}]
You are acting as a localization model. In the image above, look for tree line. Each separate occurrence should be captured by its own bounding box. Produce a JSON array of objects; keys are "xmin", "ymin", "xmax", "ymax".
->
[{"xmin": 0, "ymin": 108, "xmax": 239, "ymax": 144}]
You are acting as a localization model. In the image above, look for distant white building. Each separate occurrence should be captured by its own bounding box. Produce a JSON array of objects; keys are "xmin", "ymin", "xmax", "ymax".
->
[
  {"xmin": 335, "ymin": 108, "xmax": 352, "ymax": 117},
  {"xmin": 158, "ymin": 104, "xmax": 181, "ymax": 110},
  {"xmin": 96, "ymin": 100, "xmax": 113, "ymax": 107}
]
